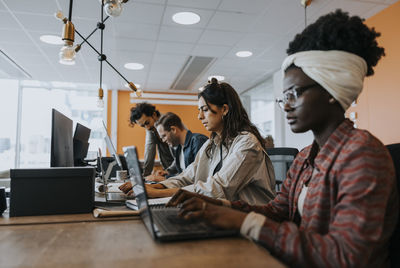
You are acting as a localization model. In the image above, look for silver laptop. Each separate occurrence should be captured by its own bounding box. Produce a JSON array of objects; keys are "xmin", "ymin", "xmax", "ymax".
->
[
  {"xmin": 102, "ymin": 120, "xmax": 123, "ymax": 169},
  {"xmin": 123, "ymin": 146, "xmax": 238, "ymax": 241},
  {"xmin": 97, "ymin": 148, "xmax": 131, "ymax": 204}
]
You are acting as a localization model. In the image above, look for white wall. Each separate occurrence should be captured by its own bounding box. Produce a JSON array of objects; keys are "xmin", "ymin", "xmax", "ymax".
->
[{"xmin": 273, "ymin": 70, "xmax": 313, "ymax": 151}]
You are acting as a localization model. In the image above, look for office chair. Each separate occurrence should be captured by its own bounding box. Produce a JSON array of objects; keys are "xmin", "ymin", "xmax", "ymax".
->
[
  {"xmin": 266, "ymin": 147, "xmax": 299, "ymax": 191},
  {"xmin": 386, "ymin": 143, "xmax": 400, "ymax": 268}
]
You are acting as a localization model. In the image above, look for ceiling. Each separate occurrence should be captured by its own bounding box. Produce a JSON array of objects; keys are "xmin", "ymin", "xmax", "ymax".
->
[{"xmin": 0, "ymin": 0, "xmax": 397, "ymax": 94}]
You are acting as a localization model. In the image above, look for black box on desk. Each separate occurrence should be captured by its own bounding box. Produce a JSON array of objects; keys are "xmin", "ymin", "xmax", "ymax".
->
[{"xmin": 9, "ymin": 167, "xmax": 95, "ymax": 217}]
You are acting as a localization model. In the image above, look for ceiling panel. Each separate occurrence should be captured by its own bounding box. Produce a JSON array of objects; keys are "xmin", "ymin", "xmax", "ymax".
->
[
  {"xmin": 58, "ymin": 0, "xmax": 100, "ymax": 21},
  {"xmin": 115, "ymin": 50, "xmax": 153, "ymax": 64},
  {"xmin": 154, "ymin": 41, "xmax": 194, "ymax": 55},
  {"xmin": 168, "ymin": 0, "xmax": 221, "ymax": 10},
  {"xmin": 151, "ymin": 53, "xmax": 187, "ymax": 65},
  {"xmin": 316, "ymin": 0, "xmax": 380, "ymax": 18},
  {"xmin": 114, "ymin": 22, "xmax": 159, "ymax": 40},
  {"xmin": 218, "ymin": 0, "xmax": 271, "ymax": 14},
  {"xmin": 117, "ymin": 1, "xmax": 165, "ymax": 25},
  {"xmin": 114, "ymin": 37, "xmax": 157, "ymax": 52},
  {"xmin": 135, "ymin": 0, "xmax": 166, "ymax": 5},
  {"xmin": 198, "ymin": 30, "xmax": 244, "ymax": 46},
  {"xmin": 191, "ymin": 44, "xmax": 231, "ymax": 57},
  {"xmin": 13, "ymin": 13, "xmax": 61, "ymax": 32},
  {"xmin": 159, "ymin": 26, "xmax": 203, "ymax": 43},
  {"xmin": 0, "ymin": 29, "xmax": 32, "ymax": 44},
  {"xmin": 251, "ymin": 1, "xmax": 306, "ymax": 36},
  {"xmin": 207, "ymin": 11, "xmax": 259, "ymax": 32},
  {"xmin": 162, "ymin": 6, "xmax": 215, "ymax": 28},
  {"xmin": 150, "ymin": 63, "xmax": 182, "ymax": 77},
  {"xmin": 0, "ymin": 10, "xmax": 21, "ymax": 30},
  {"xmin": 3, "ymin": 0, "xmax": 58, "ymax": 15}
]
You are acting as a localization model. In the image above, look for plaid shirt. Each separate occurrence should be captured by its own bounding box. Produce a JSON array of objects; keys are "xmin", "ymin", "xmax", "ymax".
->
[{"xmin": 233, "ymin": 119, "xmax": 399, "ymax": 267}]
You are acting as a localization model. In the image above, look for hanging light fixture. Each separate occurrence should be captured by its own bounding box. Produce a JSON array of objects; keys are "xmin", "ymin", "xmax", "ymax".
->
[
  {"xmin": 301, "ymin": 0, "xmax": 312, "ymax": 27},
  {"xmin": 59, "ymin": 21, "xmax": 76, "ymax": 65},
  {"xmin": 56, "ymin": 6, "xmax": 80, "ymax": 65},
  {"xmin": 55, "ymin": 0, "xmax": 141, "ymax": 108}
]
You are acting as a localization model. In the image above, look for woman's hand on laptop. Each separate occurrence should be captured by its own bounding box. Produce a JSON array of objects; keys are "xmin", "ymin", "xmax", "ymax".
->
[
  {"xmin": 166, "ymin": 189, "xmax": 222, "ymax": 207},
  {"xmin": 178, "ymin": 197, "xmax": 247, "ymax": 230}
]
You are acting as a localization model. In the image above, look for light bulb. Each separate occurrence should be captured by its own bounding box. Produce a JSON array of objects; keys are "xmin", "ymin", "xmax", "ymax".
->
[
  {"xmin": 104, "ymin": 0, "xmax": 123, "ymax": 17},
  {"xmin": 135, "ymin": 89, "xmax": 142, "ymax": 97},
  {"xmin": 59, "ymin": 44, "xmax": 76, "ymax": 65},
  {"xmin": 97, "ymin": 98, "xmax": 104, "ymax": 108}
]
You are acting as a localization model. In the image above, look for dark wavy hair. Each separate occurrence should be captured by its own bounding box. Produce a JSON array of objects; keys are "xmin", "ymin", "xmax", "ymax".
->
[
  {"xmin": 287, "ymin": 9, "xmax": 385, "ymax": 76},
  {"xmin": 129, "ymin": 102, "xmax": 160, "ymax": 126},
  {"xmin": 198, "ymin": 78, "xmax": 266, "ymax": 156}
]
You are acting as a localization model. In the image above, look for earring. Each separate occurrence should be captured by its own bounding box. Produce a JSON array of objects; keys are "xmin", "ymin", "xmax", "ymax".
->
[{"xmin": 329, "ymin": 98, "xmax": 336, "ymax": 104}]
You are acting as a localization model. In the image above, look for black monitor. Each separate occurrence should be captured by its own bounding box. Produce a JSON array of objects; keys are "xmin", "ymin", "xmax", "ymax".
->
[
  {"xmin": 50, "ymin": 109, "xmax": 74, "ymax": 167},
  {"xmin": 73, "ymin": 123, "xmax": 91, "ymax": 166}
]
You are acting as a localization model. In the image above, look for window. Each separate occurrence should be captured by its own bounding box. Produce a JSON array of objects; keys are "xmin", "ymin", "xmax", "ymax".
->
[
  {"xmin": 0, "ymin": 80, "xmax": 105, "ymax": 169},
  {"xmin": 241, "ymin": 78, "xmax": 275, "ymax": 138},
  {"xmin": 0, "ymin": 79, "xmax": 19, "ymax": 170}
]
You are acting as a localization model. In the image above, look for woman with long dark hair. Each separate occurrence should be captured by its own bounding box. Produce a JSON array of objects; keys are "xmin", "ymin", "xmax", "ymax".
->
[{"xmin": 145, "ymin": 78, "xmax": 276, "ymax": 205}]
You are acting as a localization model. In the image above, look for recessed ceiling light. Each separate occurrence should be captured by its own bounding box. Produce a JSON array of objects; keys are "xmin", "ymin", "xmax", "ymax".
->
[
  {"xmin": 40, "ymin": 35, "xmax": 64, "ymax": 45},
  {"xmin": 172, "ymin": 12, "xmax": 200, "ymax": 25},
  {"xmin": 125, "ymin": 83, "xmax": 141, "ymax": 89},
  {"xmin": 208, "ymin": 75, "xmax": 225, "ymax": 82},
  {"xmin": 124, "ymin": 63, "xmax": 144, "ymax": 70},
  {"xmin": 236, "ymin": 51, "xmax": 253, "ymax": 58}
]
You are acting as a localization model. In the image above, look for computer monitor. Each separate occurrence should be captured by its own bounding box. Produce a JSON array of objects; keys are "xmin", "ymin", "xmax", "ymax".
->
[
  {"xmin": 73, "ymin": 123, "xmax": 91, "ymax": 166},
  {"xmin": 102, "ymin": 120, "xmax": 123, "ymax": 168},
  {"xmin": 50, "ymin": 109, "xmax": 74, "ymax": 167}
]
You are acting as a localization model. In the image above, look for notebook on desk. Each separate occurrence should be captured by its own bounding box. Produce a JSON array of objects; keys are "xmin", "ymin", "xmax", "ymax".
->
[
  {"xmin": 122, "ymin": 145, "xmax": 238, "ymax": 242},
  {"xmin": 126, "ymin": 197, "xmax": 171, "ymax": 210}
]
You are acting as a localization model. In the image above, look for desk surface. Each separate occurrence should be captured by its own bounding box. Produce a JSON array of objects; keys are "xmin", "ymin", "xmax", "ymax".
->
[{"xmin": 0, "ymin": 214, "xmax": 286, "ymax": 268}]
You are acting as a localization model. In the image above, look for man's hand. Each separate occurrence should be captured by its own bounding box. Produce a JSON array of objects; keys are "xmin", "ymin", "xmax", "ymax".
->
[
  {"xmin": 145, "ymin": 174, "xmax": 166, "ymax": 182},
  {"xmin": 154, "ymin": 170, "xmax": 168, "ymax": 176},
  {"xmin": 145, "ymin": 184, "xmax": 179, "ymax": 198}
]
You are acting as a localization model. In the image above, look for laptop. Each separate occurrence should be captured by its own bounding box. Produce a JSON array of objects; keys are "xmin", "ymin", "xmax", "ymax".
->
[
  {"xmin": 122, "ymin": 146, "xmax": 238, "ymax": 242},
  {"xmin": 96, "ymin": 148, "xmax": 132, "ymax": 204},
  {"xmin": 102, "ymin": 120, "xmax": 123, "ymax": 169}
]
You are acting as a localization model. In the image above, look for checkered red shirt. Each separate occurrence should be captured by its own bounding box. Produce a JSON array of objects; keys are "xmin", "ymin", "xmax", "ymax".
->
[{"xmin": 233, "ymin": 119, "xmax": 399, "ymax": 267}]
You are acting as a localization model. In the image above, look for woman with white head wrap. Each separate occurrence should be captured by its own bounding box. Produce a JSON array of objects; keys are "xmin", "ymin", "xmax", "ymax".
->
[{"xmin": 165, "ymin": 10, "xmax": 398, "ymax": 268}]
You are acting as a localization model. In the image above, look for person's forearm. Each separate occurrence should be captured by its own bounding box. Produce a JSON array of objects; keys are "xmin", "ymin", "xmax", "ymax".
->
[{"xmin": 148, "ymin": 188, "xmax": 180, "ymax": 198}]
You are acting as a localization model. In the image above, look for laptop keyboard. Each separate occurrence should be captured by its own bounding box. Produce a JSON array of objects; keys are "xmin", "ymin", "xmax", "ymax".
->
[{"xmin": 151, "ymin": 207, "xmax": 212, "ymax": 234}]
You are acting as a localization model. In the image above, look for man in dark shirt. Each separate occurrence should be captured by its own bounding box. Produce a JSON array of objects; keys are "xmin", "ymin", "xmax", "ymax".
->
[{"xmin": 155, "ymin": 112, "xmax": 208, "ymax": 178}]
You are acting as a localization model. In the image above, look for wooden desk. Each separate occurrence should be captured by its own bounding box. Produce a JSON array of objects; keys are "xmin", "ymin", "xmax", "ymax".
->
[{"xmin": 0, "ymin": 214, "xmax": 286, "ymax": 267}]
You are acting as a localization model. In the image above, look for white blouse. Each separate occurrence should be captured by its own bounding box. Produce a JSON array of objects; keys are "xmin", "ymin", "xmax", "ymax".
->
[{"xmin": 160, "ymin": 132, "xmax": 276, "ymax": 205}]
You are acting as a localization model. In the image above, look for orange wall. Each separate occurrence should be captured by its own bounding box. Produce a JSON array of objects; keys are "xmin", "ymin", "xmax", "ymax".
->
[
  {"xmin": 116, "ymin": 91, "xmax": 210, "ymax": 159},
  {"xmin": 348, "ymin": 2, "xmax": 400, "ymax": 144}
]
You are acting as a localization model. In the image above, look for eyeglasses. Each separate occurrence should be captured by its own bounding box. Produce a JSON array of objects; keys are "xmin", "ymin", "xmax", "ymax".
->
[{"xmin": 275, "ymin": 83, "xmax": 319, "ymax": 110}]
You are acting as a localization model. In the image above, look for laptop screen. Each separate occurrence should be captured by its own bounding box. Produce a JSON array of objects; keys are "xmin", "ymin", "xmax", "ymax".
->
[
  {"xmin": 123, "ymin": 146, "xmax": 156, "ymax": 238},
  {"xmin": 102, "ymin": 121, "xmax": 123, "ymax": 168}
]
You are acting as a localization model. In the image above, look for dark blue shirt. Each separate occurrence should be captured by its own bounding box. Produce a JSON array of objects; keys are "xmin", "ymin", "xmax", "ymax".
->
[{"xmin": 168, "ymin": 130, "xmax": 208, "ymax": 176}]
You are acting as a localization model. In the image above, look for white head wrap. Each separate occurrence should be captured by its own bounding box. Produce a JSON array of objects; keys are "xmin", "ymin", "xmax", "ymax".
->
[{"xmin": 281, "ymin": 50, "xmax": 368, "ymax": 111}]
